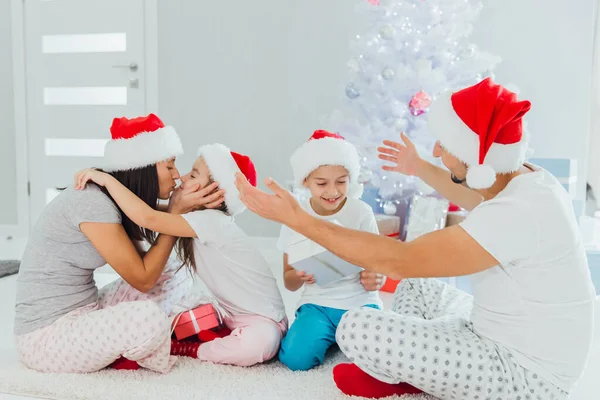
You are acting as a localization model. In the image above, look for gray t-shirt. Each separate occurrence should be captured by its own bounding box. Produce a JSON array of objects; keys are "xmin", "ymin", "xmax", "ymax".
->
[{"xmin": 14, "ymin": 185, "xmax": 121, "ymax": 335}]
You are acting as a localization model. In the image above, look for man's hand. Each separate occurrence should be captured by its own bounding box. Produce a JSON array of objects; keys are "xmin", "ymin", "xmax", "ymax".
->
[
  {"xmin": 235, "ymin": 173, "xmax": 304, "ymax": 226},
  {"xmin": 377, "ymin": 132, "xmax": 426, "ymax": 176},
  {"xmin": 360, "ymin": 270, "xmax": 385, "ymax": 291}
]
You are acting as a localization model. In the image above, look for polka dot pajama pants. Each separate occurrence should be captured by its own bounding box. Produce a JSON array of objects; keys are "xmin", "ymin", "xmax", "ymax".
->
[
  {"xmin": 15, "ymin": 261, "xmax": 194, "ymax": 374},
  {"xmin": 336, "ymin": 278, "xmax": 568, "ymax": 400}
]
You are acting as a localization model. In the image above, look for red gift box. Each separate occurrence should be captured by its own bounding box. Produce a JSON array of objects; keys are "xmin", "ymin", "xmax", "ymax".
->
[{"xmin": 172, "ymin": 304, "xmax": 221, "ymax": 340}]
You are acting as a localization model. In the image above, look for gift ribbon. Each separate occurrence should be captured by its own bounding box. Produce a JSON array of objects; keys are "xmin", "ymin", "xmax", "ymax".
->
[
  {"xmin": 189, "ymin": 309, "xmax": 200, "ymax": 333},
  {"xmin": 170, "ymin": 297, "xmax": 230, "ymax": 337}
]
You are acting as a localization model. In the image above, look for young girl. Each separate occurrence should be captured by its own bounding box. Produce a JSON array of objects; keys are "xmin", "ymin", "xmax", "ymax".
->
[
  {"xmin": 277, "ymin": 130, "xmax": 384, "ymax": 371},
  {"xmin": 75, "ymin": 143, "xmax": 287, "ymax": 367}
]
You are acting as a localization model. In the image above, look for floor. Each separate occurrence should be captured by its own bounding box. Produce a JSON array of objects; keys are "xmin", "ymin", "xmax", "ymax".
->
[{"xmin": 0, "ymin": 238, "xmax": 598, "ymax": 399}]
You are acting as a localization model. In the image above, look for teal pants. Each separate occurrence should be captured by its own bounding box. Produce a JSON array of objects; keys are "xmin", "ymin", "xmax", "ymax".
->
[{"xmin": 278, "ymin": 303, "xmax": 379, "ymax": 371}]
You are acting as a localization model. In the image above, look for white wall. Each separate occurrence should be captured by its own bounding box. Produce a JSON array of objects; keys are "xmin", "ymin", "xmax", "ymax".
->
[
  {"xmin": 158, "ymin": 0, "xmax": 596, "ymax": 236},
  {"xmin": 0, "ymin": 0, "xmax": 18, "ymax": 226},
  {"xmin": 157, "ymin": 0, "xmax": 362, "ymax": 236},
  {"xmin": 473, "ymin": 0, "xmax": 596, "ymax": 212}
]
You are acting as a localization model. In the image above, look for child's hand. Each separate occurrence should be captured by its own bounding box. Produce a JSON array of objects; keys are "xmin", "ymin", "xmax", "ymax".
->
[
  {"xmin": 296, "ymin": 270, "xmax": 316, "ymax": 285},
  {"xmin": 168, "ymin": 182, "xmax": 224, "ymax": 214},
  {"xmin": 360, "ymin": 270, "xmax": 385, "ymax": 291},
  {"xmin": 74, "ymin": 168, "xmax": 111, "ymax": 190}
]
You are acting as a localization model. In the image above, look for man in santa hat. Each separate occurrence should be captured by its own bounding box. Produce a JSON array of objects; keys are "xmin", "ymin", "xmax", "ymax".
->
[{"xmin": 235, "ymin": 78, "xmax": 595, "ymax": 400}]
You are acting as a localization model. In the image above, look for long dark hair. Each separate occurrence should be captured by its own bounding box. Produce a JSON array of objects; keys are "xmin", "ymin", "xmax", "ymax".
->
[
  {"xmin": 176, "ymin": 181, "xmax": 229, "ymax": 274},
  {"xmin": 102, "ymin": 165, "xmax": 160, "ymax": 243}
]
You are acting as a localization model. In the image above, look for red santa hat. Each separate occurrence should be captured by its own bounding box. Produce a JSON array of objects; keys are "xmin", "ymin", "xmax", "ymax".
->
[
  {"xmin": 290, "ymin": 130, "xmax": 362, "ymax": 198},
  {"xmin": 197, "ymin": 143, "xmax": 257, "ymax": 215},
  {"xmin": 427, "ymin": 78, "xmax": 532, "ymax": 189},
  {"xmin": 103, "ymin": 113, "xmax": 183, "ymax": 172}
]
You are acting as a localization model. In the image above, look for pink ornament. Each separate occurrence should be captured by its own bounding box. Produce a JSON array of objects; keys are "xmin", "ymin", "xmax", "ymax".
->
[
  {"xmin": 368, "ymin": 0, "xmax": 380, "ymax": 5},
  {"xmin": 409, "ymin": 91, "xmax": 432, "ymax": 116}
]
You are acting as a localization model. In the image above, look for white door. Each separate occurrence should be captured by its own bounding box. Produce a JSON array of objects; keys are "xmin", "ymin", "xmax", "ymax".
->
[{"xmin": 24, "ymin": 0, "xmax": 157, "ymax": 227}]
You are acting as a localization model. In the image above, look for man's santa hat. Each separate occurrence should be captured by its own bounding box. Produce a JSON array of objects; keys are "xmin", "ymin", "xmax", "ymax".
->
[
  {"xmin": 104, "ymin": 113, "xmax": 183, "ymax": 172},
  {"xmin": 428, "ymin": 77, "xmax": 532, "ymax": 189},
  {"xmin": 290, "ymin": 130, "xmax": 362, "ymax": 198},
  {"xmin": 197, "ymin": 143, "xmax": 257, "ymax": 215}
]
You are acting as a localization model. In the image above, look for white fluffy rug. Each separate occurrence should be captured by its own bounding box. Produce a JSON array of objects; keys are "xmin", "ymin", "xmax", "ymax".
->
[{"xmin": 0, "ymin": 351, "xmax": 436, "ymax": 400}]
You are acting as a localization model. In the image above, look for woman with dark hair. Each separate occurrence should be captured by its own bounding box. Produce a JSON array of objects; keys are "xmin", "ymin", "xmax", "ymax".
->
[{"xmin": 13, "ymin": 114, "xmax": 224, "ymax": 374}]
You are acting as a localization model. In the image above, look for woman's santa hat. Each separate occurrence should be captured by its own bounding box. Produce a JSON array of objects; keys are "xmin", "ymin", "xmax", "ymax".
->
[
  {"xmin": 427, "ymin": 77, "xmax": 532, "ymax": 189},
  {"xmin": 290, "ymin": 130, "xmax": 362, "ymax": 198},
  {"xmin": 197, "ymin": 143, "xmax": 257, "ymax": 215},
  {"xmin": 103, "ymin": 113, "xmax": 183, "ymax": 172}
]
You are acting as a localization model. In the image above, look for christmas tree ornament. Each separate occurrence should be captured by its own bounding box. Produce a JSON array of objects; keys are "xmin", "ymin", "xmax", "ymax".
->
[
  {"xmin": 394, "ymin": 118, "xmax": 409, "ymax": 132},
  {"xmin": 379, "ymin": 24, "xmax": 395, "ymax": 40},
  {"xmin": 408, "ymin": 91, "xmax": 432, "ymax": 116},
  {"xmin": 368, "ymin": 0, "xmax": 380, "ymax": 5},
  {"xmin": 383, "ymin": 201, "xmax": 397, "ymax": 215},
  {"xmin": 358, "ymin": 167, "xmax": 374, "ymax": 184},
  {"xmin": 461, "ymin": 44, "xmax": 476, "ymax": 59},
  {"xmin": 345, "ymin": 84, "xmax": 360, "ymax": 99},
  {"xmin": 347, "ymin": 58, "xmax": 360, "ymax": 73},
  {"xmin": 381, "ymin": 67, "xmax": 395, "ymax": 81}
]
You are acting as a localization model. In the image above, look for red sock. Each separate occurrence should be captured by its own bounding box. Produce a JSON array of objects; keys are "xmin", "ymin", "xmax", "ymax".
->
[
  {"xmin": 170, "ymin": 339, "xmax": 201, "ymax": 358},
  {"xmin": 198, "ymin": 327, "xmax": 232, "ymax": 342},
  {"xmin": 333, "ymin": 363, "xmax": 423, "ymax": 399},
  {"xmin": 108, "ymin": 356, "xmax": 140, "ymax": 371},
  {"xmin": 198, "ymin": 329, "xmax": 220, "ymax": 342},
  {"xmin": 216, "ymin": 327, "xmax": 232, "ymax": 338}
]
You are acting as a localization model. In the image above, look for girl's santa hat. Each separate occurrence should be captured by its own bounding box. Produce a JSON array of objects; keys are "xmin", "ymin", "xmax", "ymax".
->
[
  {"xmin": 103, "ymin": 113, "xmax": 183, "ymax": 172},
  {"xmin": 197, "ymin": 143, "xmax": 257, "ymax": 215},
  {"xmin": 290, "ymin": 130, "xmax": 362, "ymax": 198},
  {"xmin": 427, "ymin": 77, "xmax": 532, "ymax": 189}
]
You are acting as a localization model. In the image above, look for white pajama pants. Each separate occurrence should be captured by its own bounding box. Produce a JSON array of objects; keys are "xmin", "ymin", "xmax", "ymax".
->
[
  {"xmin": 336, "ymin": 278, "xmax": 568, "ymax": 400},
  {"xmin": 16, "ymin": 261, "xmax": 195, "ymax": 374}
]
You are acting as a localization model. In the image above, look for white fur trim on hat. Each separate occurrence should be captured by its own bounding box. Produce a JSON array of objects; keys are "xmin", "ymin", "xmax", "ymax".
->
[
  {"xmin": 197, "ymin": 143, "xmax": 245, "ymax": 215},
  {"xmin": 428, "ymin": 91, "xmax": 528, "ymax": 187},
  {"xmin": 290, "ymin": 137, "xmax": 362, "ymax": 199},
  {"xmin": 103, "ymin": 126, "xmax": 183, "ymax": 172}
]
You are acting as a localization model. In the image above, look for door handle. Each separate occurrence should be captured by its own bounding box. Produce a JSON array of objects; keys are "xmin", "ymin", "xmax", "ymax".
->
[{"xmin": 112, "ymin": 62, "xmax": 138, "ymax": 72}]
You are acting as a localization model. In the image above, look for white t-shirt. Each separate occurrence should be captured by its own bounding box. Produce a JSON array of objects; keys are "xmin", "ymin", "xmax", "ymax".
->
[
  {"xmin": 278, "ymin": 197, "xmax": 383, "ymax": 311},
  {"xmin": 182, "ymin": 210, "xmax": 286, "ymax": 322},
  {"xmin": 460, "ymin": 166, "xmax": 596, "ymax": 392}
]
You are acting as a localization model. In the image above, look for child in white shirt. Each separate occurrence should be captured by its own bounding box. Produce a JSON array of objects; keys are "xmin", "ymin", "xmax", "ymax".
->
[
  {"xmin": 277, "ymin": 130, "xmax": 383, "ymax": 371},
  {"xmin": 76, "ymin": 144, "xmax": 287, "ymax": 367}
]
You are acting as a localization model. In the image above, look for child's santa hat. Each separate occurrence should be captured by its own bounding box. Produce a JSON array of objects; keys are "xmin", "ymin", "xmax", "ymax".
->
[
  {"xmin": 197, "ymin": 143, "xmax": 257, "ymax": 215},
  {"xmin": 427, "ymin": 78, "xmax": 532, "ymax": 189},
  {"xmin": 104, "ymin": 113, "xmax": 183, "ymax": 172},
  {"xmin": 290, "ymin": 130, "xmax": 362, "ymax": 198}
]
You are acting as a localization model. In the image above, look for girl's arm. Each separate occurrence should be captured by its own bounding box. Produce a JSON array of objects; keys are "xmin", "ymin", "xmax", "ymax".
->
[
  {"xmin": 80, "ymin": 222, "xmax": 175, "ymax": 293},
  {"xmin": 283, "ymin": 253, "xmax": 315, "ymax": 291},
  {"xmin": 74, "ymin": 169, "xmax": 225, "ymax": 238}
]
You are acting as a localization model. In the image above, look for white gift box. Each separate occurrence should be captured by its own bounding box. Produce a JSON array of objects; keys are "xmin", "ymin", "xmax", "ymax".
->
[
  {"xmin": 286, "ymin": 227, "xmax": 363, "ymax": 285},
  {"xmin": 375, "ymin": 214, "xmax": 400, "ymax": 238}
]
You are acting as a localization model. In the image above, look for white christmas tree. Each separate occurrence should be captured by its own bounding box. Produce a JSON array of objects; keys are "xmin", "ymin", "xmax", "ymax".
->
[{"xmin": 327, "ymin": 0, "xmax": 500, "ymax": 215}]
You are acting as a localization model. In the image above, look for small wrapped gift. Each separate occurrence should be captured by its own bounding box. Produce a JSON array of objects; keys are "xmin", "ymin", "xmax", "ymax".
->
[
  {"xmin": 172, "ymin": 304, "xmax": 221, "ymax": 340},
  {"xmin": 404, "ymin": 195, "xmax": 449, "ymax": 242}
]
